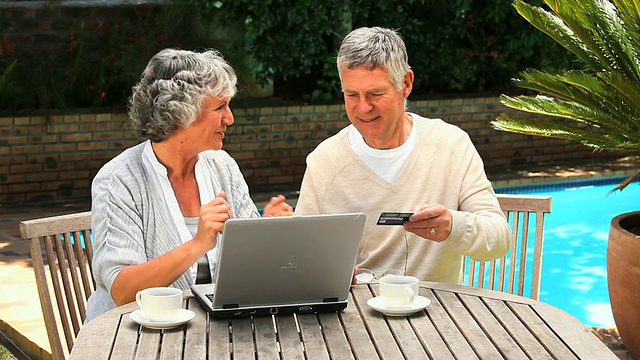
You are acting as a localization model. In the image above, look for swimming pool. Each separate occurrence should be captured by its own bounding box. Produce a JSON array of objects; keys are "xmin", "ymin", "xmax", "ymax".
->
[{"xmin": 496, "ymin": 177, "xmax": 640, "ymax": 327}]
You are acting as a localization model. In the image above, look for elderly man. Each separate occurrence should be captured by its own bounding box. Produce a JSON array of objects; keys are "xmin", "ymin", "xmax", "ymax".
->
[{"xmin": 295, "ymin": 27, "xmax": 510, "ymax": 284}]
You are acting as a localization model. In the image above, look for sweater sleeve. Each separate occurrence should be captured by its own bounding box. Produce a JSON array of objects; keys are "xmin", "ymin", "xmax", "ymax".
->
[
  {"xmin": 204, "ymin": 151, "xmax": 261, "ymax": 219},
  {"xmin": 295, "ymin": 132, "xmax": 351, "ymax": 215},
  {"xmin": 443, "ymin": 133, "xmax": 511, "ymax": 261},
  {"xmin": 295, "ymin": 162, "xmax": 322, "ymax": 214},
  {"xmin": 90, "ymin": 163, "xmax": 148, "ymax": 296},
  {"xmin": 88, "ymin": 157, "xmax": 155, "ymax": 323},
  {"xmin": 227, "ymin": 160, "xmax": 261, "ymax": 219}
]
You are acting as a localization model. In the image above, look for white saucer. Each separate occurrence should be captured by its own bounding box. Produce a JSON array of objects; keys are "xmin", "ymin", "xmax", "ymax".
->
[
  {"xmin": 129, "ymin": 308, "xmax": 195, "ymax": 329},
  {"xmin": 367, "ymin": 296, "xmax": 431, "ymax": 316}
]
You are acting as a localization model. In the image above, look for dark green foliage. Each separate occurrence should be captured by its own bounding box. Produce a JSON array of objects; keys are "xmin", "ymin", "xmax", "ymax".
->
[
  {"xmin": 0, "ymin": 0, "xmax": 576, "ymax": 110},
  {"xmin": 192, "ymin": 0, "xmax": 576, "ymax": 102},
  {"xmin": 404, "ymin": 0, "xmax": 576, "ymax": 93},
  {"xmin": 191, "ymin": 0, "xmax": 350, "ymax": 102},
  {"xmin": 0, "ymin": 59, "xmax": 18, "ymax": 109},
  {"xmin": 0, "ymin": 4, "xmax": 210, "ymax": 111}
]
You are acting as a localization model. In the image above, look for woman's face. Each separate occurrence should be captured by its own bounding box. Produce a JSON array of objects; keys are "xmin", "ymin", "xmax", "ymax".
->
[{"xmin": 187, "ymin": 96, "xmax": 235, "ymax": 151}]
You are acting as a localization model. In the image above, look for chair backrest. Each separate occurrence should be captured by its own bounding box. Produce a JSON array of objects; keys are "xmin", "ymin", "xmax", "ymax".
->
[
  {"xmin": 19, "ymin": 211, "xmax": 93, "ymax": 360},
  {"xmin": 462, "ymin": 194, "xmax": 552, "ymax": 300}
]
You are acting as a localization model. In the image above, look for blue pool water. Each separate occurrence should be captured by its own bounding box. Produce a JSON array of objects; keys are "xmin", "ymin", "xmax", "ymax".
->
[{"xmin": 497, "ymin": 178, "xmax": 640, "ymax": 327}]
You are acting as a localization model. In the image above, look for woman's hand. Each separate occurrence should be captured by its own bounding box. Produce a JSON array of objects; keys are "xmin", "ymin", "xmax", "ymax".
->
[
  {"xmin": 352, "ymin": 266, "xmax": 360, "ymax": 285},
  {"xmin": 263, "ymin": 194, "xmax": 294, "ymax": 217},
  {"xmin": 111, "ymin": 192, "xmax": 231, "ymax": 305},
  {"xmin": 194, "ymin": 192, "xmax": 231, "ymax": 251}
]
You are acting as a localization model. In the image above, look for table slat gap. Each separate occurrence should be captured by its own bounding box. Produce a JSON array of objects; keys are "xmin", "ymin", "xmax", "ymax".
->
[
  {"xmin": 342, "ymin": 287, "xmax": 383, "ymax": 359},
  {"xmin": 182, "ymin": 299, "xmax": 208, "ymax": 358},
  {"xmin": 158, "ymin": 326, "xmax": 185, "ymax": 360},
  {"xmin": 507, "ymin": 302, "xmax": 579, "ymax": 360},
  {"xmin": 411, "ymin": 288, "xmax": 454, "ymax": 359},
  {"xmin": 137, "ymin": 327, "xmax": 162, "ymax": 359},
  {"xmin": 532, "ymin": 303, "xmax": 618, "ymax": 359},
  {"xmin": 296, "ymin": 313, "xmax": 330, "ymax": 360},
  {"xmin": 109, "ymin": 315, "xmax": 142, "ymax": 359},
  {"xmin": 437, "ymin": 290, "xmax": 503, "ymax": 359},
  {"xmin": 386, "ymin": 314, "xmax": 430, "ymax": 359},
  {"xmin": 458, "ymin": 293, "xmax": 528, "ymax": 360},
  {"xmin": 208, "ymin": 317, "xmax": 232, "ymax": 359},
  {"xmin": 254, "ymin": 316, "xmax": 280, "ymax": 358},
  {"xmin": 231, "ymin": 317, "xmax": 256, "ymax": 360},
  {"xmin": 430, "ymin": 289, "xmax": 480, "ymax": 359},
  {"xmin": 482, "ymin": 298, "xmax": 553, "ymax": 359},
  {"xmin": 352, "ymin": 285, "xmax": 406, "ymax": 359},
  {"xmin": 275, "ymin": 314, "xmax": 306, "ymax": 358},
  {"xmin": 317, "ymin": 312, "xmax": 356, "ymax": 359}
]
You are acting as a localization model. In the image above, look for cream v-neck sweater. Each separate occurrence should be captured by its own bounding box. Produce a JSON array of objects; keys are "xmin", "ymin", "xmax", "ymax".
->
[{"xmin": 295, "ymin": 113, "xmax": 510, "ymax": 284}]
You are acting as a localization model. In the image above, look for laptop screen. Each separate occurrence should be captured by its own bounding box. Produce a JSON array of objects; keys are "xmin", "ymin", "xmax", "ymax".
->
[{"xmin": 191, "ymin": 212, "xmax": 366, "ymax": 317}]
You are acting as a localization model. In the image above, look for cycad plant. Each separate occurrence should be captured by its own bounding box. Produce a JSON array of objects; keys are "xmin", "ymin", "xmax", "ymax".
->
[{"xmin": 492, "ymin": 0, "xmax": 640, "ymax": 192}]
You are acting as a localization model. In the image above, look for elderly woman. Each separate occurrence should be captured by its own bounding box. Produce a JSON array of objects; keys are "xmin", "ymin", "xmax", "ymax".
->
[{"xmin": 86, "ymin": 48, "xmax": 293, "ymax": 321}]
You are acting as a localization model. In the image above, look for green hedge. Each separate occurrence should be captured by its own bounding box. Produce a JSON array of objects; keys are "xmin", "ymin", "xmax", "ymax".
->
[{"xmin": 0, "ymin": 0, "xmax": 575, "ymax": 111}]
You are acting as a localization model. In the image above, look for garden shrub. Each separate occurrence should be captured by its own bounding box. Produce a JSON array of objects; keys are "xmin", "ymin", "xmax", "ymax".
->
[{"xmin": 0, "ymin": 0, "xmax": 576, "ymax": 111}]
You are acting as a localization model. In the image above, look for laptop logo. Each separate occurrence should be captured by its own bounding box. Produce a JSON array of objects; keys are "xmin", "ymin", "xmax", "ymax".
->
[{"xmin": 281, "ymin": 256, "xmax": 298, "ymax": 269}]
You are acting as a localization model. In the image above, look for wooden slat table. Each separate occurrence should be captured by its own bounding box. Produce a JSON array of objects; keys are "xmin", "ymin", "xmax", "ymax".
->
[{"xmin": 70, "ymin": 282, "xmax": 616, "ymax": 359}]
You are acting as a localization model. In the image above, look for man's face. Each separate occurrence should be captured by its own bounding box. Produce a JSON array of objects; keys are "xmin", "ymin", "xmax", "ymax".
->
[{"xmin": 341, "ymin": 66, "xmax": 413, "ymax": 149}]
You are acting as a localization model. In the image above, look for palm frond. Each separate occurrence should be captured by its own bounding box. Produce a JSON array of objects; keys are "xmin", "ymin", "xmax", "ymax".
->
[
  {"xmin": 512, "ymin": 70, "xmax": 602, "ymax": 105},
  {"xmin": 603, "ymin": 71, "xmax": 640, "ymax": 112},
  {"xmin": 560, "ymin": 71, "xmax": 640, "ymax": 125},
  {"xmin": 613, "ymin": 0, "xmax": 640, "ymax": 48},
  {"xmin": 545, "ymin": 1, "xmax": 608, "ymax": 70},
  {"xmin": 492, "ymin": 113, "xmax": 640, "ymax": 153},
  {"xmin": 514, "ymin": 0, "xmax": 600, "ymax": 70},
  {"xmin": 499, "ymin": 0, "xmax": 640, "ymax": 192},
  {"xmin": 586, "ymin": 0, "xmax": 640, "ymax": 82},
  {"xmin": 608, "ymin": 169, "xmax": 640, "ymax": 193},
  {"xmin": 512, "ymin": 69, "xmax": 640, "ymax": 128},
  {"xmin": 500, "ymin": 94, "xmax": 602, "ymax": 124},
  {"xmin": 611, "ymin": 0, "xmax": 640, "ymax": 80},
  {"xmin": 500, "ymin": 93, "xmax": 640, "ymax": 141},
  {"xmin": 511, "ymin": 68, "xmax": 640, "ymax": 131}
]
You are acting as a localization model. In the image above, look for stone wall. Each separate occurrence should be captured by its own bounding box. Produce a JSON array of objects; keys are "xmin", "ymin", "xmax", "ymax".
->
[{"xmin": 0, "ymin": 96, "xmax": 612, "ymax": 204}]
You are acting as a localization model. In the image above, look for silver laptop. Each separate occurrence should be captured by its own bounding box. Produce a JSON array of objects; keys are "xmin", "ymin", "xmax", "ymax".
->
[{"xmin": 191, "ymin": 212, "xmax": 366, "ymax": 318}]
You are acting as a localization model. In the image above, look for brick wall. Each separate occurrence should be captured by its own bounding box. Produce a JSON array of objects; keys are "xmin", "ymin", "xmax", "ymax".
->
[{"xmin": 0, "ymin": 95, "xmax": 613, "ymax": 204}]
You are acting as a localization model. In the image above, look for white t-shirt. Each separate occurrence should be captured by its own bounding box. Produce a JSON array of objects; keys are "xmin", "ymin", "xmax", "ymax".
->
[{"xmin": 347, "ymin": 117, "xmax": 417, "ymax": 183}]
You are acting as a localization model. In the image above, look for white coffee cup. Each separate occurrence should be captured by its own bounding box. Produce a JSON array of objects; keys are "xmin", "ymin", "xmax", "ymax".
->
[
  {"xmin": 378, "ymin": 275, "xmax": 419, "ymax": 309},
  {"xmin": 135, "ymin": 287, "xmax": 183, "ymax": 322}
]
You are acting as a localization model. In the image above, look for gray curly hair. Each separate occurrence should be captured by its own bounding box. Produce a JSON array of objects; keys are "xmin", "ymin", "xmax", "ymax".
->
[
  {"xmin": 336, "ymin": 27, "xmax": 411, "ymax": 91},
  {"xmin": 129, "ymin": 48, "xmax": 237, "ymax": 142}
]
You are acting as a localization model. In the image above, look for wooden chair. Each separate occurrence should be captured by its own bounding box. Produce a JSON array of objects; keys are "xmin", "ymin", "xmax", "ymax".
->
[
  {"xmin": 19, "ymin": 211, "xmax": 94, "ymax": 360},
  {"xmin": 463, "ymin": 194, "xmax": 552, "ymax": 300}
]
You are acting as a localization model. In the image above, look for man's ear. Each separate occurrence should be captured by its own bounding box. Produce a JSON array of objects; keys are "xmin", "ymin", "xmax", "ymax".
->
[{"xmin": 403, "ymin": 70, "xmax": 414, "ymax": 98}]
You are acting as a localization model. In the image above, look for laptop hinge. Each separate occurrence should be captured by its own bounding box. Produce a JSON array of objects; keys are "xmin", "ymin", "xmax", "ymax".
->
[
  {"xmin": 322, "ymin": 297, "xmax": 339, "ymax": 303},
  {"xmin": 222, "ymin": 303, "xmax": 239, "ymax": 309}
]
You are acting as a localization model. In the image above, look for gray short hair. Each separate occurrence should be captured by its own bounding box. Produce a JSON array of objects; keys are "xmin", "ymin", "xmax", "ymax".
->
[
  {"xmin": 129, "ymin": 48, "xmax": 237, "ymax": 142},
  {"xmin": 336, "ymin": 27, "xmax": 411, "ymax": 91}
]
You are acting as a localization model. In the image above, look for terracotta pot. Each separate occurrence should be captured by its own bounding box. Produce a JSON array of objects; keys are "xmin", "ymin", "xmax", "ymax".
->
[{"xmin": 608, "ymin": 211, "xmax": 640, "ymax": 359}]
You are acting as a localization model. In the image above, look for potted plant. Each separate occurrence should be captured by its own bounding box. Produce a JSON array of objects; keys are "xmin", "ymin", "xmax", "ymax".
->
[{"xmin": 491, "ymin": 0, "xmax": 640, "ymax": 357}]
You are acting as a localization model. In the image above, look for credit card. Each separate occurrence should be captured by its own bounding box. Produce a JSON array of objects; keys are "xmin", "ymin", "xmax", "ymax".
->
[{"xmin": 376, "ymin": 212, "xmax": 413, "ymax": 225}]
